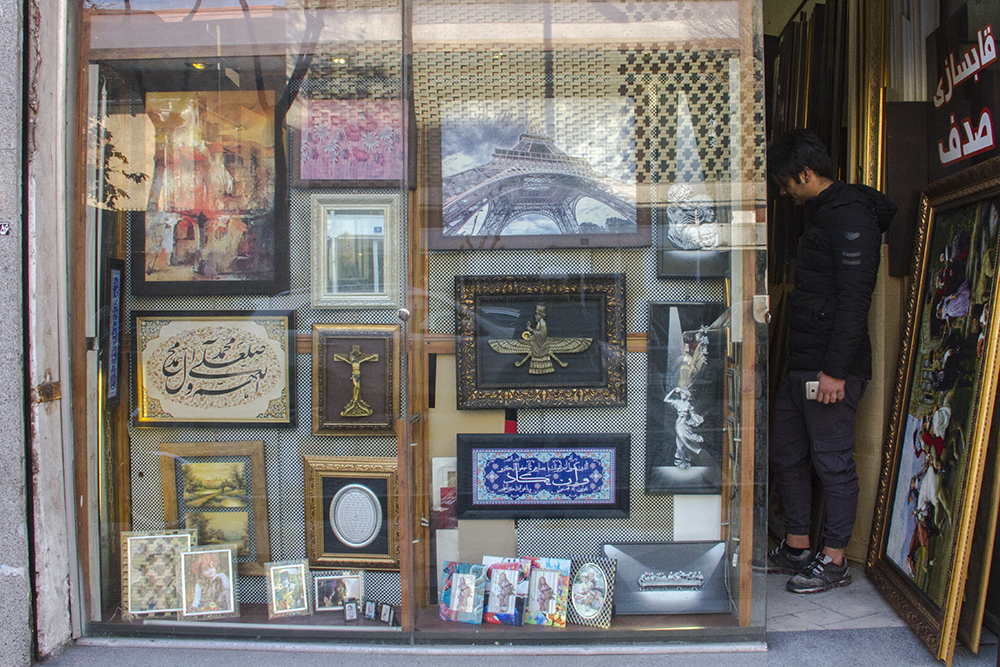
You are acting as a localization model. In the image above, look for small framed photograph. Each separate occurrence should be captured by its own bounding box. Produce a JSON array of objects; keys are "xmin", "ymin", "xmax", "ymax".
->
[
  {"xmin": 266, "ymin": 560, "xmax": 311, "ymax": 618},
  {"xmin": 380, "ymin": 603, "xmax": 393, "ymax": 624},
  {"xmin": 310, "ymin": 193, "xmax": 401, "ymax": 309},
  {"xmin": 344, "ymin": 600, "xmax": 359, "ymax": 621},
  {"xmin": 121, "ymin": 529, "xmax": 196, "ymax": 619},
  {"xmin": 314, "ymin": 571, "xmax": 364, "ymax": 612},
  {"xmin": 312, "ymin": 324, "xmax": 400, "ymax": 436},
  {"xmin": 101, "ymin": 257, "xmax": 125, "ymax": 408},
  {"xmin": 482, "ymin": 557, "xmax": 530, "ymax": 626},
  {"xmin": 365, "ymin": 600, "xmax": 377, "ymax": 619},
  {"xmin": 567, "ymin": 559, "xmax": 617, "ymax": 629},
  {"xmin": 178, "ymin": 545, "xmax": 239, "ymax": 620},
  {"xmin": 303, "ymin": 456, "xmax": 399, "ymax": 570},
  {"xmin": 438, "ymin": 562, "xmax": 486, "ymax": 624},
  {"xmin": 523, "ymin": 557, "xmax": 572, "ymax": 627}
]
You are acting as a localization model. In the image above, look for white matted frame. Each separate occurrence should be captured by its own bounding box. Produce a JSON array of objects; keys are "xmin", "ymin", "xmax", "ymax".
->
[{"xmin": 310, "ymin": 193, "xmax": 401, "ymax": 309}]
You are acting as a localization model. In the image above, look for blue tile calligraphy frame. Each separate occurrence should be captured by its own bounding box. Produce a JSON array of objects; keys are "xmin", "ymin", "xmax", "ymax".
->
[{"xmin": 456, "ymin": 433, "xmax": 630, "ymax": 519}]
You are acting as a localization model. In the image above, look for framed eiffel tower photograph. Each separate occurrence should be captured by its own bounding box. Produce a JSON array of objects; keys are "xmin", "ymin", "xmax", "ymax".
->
[
  {"xmin": 454, "ymin": 273, "xmax": 627, "ymax": 409},
  {"xmin": 311, "ymin": 323, "xmax": 400, "ymax": 436},
  {"xmin": 427, "ymin": 99, "xmax": 650, "ymax": 251}
]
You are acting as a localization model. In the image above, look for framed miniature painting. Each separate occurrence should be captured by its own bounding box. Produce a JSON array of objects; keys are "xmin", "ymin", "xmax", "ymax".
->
[
  {"xmin": 523, "ymin": 557, "xmax": 571, "ymax": 627},
  {"xmin": 120, "ymin": 529, "xmax": 196, "ymax": 619},
  {"xmin": 645, "ymin": 302, "xmax": 727, "ymax": 495},
  {"xmin": 101, "ymin": 257, "xmax": 125, "ymax": 408},
  {"xmin": 292, "ymin": 99, "xmax": 408, "ymax": 188},
  {"xmin": 177, "ymin": 545, "xmax": 240, "ymax": 620},
  {"xmin": 159, "ymin": 440, "xmax": 270, "ymax": 576},
  {"xmin": 428, "ymin": 98, "xmax": 649, "ymax": 251},
  {"xmin": 344, "ymin": 600, "xmax": 359, "ymax": 621},
  {"xmin": 656, "ymin": 184, "xmax": 731, "ymax": 278},
  {"xmin": 312, "ymin": 324, "xmax": 399, "ymax": 436},
  {"xmin": 602, "ymin": 541, "xmax": 728, "ymax": 614},
  {"xmin": 438, "ymin": 562, "xmax": 486, "ymax": 624},
  {"xmin": 133, "ymin": 310, "xmax": 294, "ymax": 427},
  {"xmin": 454, "ymin": 273, "xmax": 627, "ymax": 409},
  {"xmin": 364, "ymin": 600, "xmax": 377, "ymax": 619},
  {"xmin": 129, "ymin": 90, "xmax": 287, "ymax": 297},
  {"xmin": 482, "ymin": 559, "xmax": 528, "ymax": 626},
  {"xmin": 380, "ymin": 603, "xmax": 395, "ymax": 625},
  {"xmin": 303, "ymin": 456, "xmax": 400, "ymax": 570},
  {"xmin": 867, "ymin": 157, "xmax": 1000, "ymax": 663},
  {"xmin": 266, "ymin": 560, "xmax": 311, "ymax": 619},
  {"xmin": 309, "ymin": 193, "xmax": 401, "ymax": 309},
  {"xmin": 567, "ymin": 559, "xmax": 617, "ymax": 629},
  {"xmin": 314, "ymin": 571, "xmax": 364, "ymax": 612},
  {"xmin": 456, "ymin": 433, "xmax": 630, "ymax": 519}
]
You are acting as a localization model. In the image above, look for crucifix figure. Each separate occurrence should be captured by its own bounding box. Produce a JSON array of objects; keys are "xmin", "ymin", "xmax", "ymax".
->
[{"xmin": 333, "ymin": 345, "xmax": 379, "ymax": 417}]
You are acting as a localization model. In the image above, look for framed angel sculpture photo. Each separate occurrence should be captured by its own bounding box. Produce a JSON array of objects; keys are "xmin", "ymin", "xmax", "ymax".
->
[{"xmin": 454, "ymin": 273, "xmax": 627, "ymax": 409}]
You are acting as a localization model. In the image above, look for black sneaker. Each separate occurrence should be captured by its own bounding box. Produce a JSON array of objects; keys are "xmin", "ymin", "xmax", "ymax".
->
[
  {"xmin": 767, "ymin": 540, "xmax": 812, "ymax": 575},
  {"xmin": 786, "ymin": 554, "xmax": 851, "ymax": 594}
]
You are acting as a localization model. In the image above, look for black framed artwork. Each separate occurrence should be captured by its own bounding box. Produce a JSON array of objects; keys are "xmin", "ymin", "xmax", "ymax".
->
[
  {"xmin": 101, "ymin": 257, "xmax": 125, "ymax": 408},
  {"xmin": 655, "ymin": 185, "xmax": 731, "ymax": 279}
]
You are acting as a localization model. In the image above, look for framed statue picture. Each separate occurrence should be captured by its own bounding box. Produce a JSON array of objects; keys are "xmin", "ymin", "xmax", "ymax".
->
[
  {"xmin": 129, "ymin": 89, "xmax": 288, "ymax": 296},
  {"xmin": 656, "ymin": 184, "xmax": 731, "ymax": 278},
  {"xmin": 132, "ymin": 311, "xmax": 294, "ymax": 427},
  {"xmin": 867, "ymin": 157, "xmax": 1000, "ymax": 663},
  {"xmin": 159, "ymin": 441, "xmax": 271, "ymax": 576},
  {"xmin": 303, "ymin": 456, "xmax": 400, "ymax": 570},
  {"xmin": 644, "ymin": 302, "xmax": 727, "ymax": 494},
  {"xmin": 311, "ymin": 324, "xmax": 399, "ymax": 436},
  {"xmin": 454, "ymin": 273, "xmax": 627, "ymax": 409}
]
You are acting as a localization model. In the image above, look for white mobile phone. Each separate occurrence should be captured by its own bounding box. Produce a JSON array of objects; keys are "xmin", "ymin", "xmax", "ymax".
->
[{"xmin": 805, "ymin": 381, "xmax": 819, "ymax": 400}]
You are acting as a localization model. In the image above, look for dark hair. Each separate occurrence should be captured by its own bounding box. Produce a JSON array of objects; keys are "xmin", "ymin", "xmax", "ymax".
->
[{"xmin": 767, "ymin": 129, "xmax": 834, "ymax": 184}]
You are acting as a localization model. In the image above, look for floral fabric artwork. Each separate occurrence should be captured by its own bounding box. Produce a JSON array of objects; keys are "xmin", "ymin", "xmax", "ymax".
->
[{"xmin": 298, "ymin": 100, "xmax": 406, "ymax": 183}]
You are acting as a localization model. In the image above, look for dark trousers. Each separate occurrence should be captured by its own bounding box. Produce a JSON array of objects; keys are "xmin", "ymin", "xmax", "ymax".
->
[{"xmin": 770, "ymin": 370, "xmax": 867, "ymax": 550}]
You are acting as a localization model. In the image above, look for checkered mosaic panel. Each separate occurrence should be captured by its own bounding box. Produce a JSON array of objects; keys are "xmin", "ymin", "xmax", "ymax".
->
[
  {"xmin": 413, "ymin": 0, "xmax": 706, "ymax": 26},
  {"xmin": 516, "ymin": 352, "xmax": 675, "ymax": 557}
]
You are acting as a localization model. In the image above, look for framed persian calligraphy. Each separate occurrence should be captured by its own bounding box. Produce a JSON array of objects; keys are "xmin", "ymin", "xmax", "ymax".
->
[
  {"xmin": 454, "ymin": 273, "xmax": 627, "ymax": 409},
  {"xmin": 101, "ymin": 257, "xmax": 125, "ymax": 408},
  {"xmin": 311, "ymin": 324, "xmax": 399, "ymax": 436},
  {"xmin": 303, "ymin": 456, "xmax": 400, "ymax": 570},
  {"xmin": 456, "ymin": 433, "xmax": 630, "ymax": 519},
  {"xmin": 867, "ymin": 157, "xmax": 1000, "ymax": 663},
  {"xmin": 159, "ymin": 441, "xmax": 271, "ymax": 576},
  {"xmin": 132, "ymin": 311, "xmax": 294, "ymax": 427}
]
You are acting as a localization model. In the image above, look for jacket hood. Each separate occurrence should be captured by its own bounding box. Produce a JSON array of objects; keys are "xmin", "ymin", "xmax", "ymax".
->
[{"xmin": 815, "ymin": 181, "xmax": 898, "ymax": 233}]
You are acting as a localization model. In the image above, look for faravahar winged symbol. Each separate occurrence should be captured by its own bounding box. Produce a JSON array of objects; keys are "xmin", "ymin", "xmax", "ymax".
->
[{"xmin": 488, "ymin": 304, "xmax": 592, "ymax": 374}]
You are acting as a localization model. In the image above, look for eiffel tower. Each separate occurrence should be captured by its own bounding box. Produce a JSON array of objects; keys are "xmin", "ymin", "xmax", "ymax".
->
[{"xmin": 442, "ymin": 133, "xmax": 637, "ymax": 236}]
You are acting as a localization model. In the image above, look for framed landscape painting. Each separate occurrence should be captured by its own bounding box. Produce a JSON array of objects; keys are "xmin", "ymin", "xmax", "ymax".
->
[{"xmin": 867, "ymin": 157, "xmax": 1000, "ymax": 664}]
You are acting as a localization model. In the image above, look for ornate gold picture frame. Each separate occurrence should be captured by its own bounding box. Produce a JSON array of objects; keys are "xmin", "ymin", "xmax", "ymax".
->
[
  {"xmin": 303, "ymin": 456, "xmax": 400, "ymax": 570},
  {"xmin": 311, "ymin": 324, "xmax": 400, "ymax": 436}
]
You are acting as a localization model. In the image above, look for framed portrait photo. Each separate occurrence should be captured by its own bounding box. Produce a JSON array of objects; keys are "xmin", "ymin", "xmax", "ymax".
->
[
  {"xmin": 456, "ymin": 433, "xmax": 630, "ymax": 520},
  {"xmin": 867, "ymin": 157, "xmax": 1000, "ymax": 663},
  {"xmin": 129, "ymin": 89, "xmax": 287, "ymax": 297},
  {"xmin": 438, "ymin": 562, "xmax": 486, "ymax": 624},
  {"xmin": 344, "ymin": 600, "xmax": 359, "ymax": 621},
  {"xmin": 644, "ymin": 302, "xmax": 727, "ymax": 495},
  {"xmin": 101, "ymin": 257, "xmax": 125, "ymax": 408},
  {"xmin": 364, "ymin": 599, "xmax": 377, "ymax": 620},
  {"xmin": 523, "ymin": 557, "xmax": 572, "ymax": 628},
  {"xmin": 312, "ymin": 324, "xmax": 399, "ymax": 436},
  {"xmin": 120, "ymin": 529, "xmax": 196, "ymax": 619},
  {"xmin": 309, "ymin": 193, "xmax": 401, "ymax": 309},
  {"xmin": 567, "ymin": 559, "xmax": 617, "ymax": 630},
  {"xmin": 454, "ymin": 273, "xmax": 627, "ymax": 409},
  {"xmin": 266, "ymin": 560, "xmax": 311, "ymax": 619},
  {"xmin": 133, "ymin": 310, "xmax": 294, "ymax": 427},
  {"xmin": 314, "ymin": 571, "xmax": 364, "ymax": 612},
  {"xmin": 303, "ymin": 456, "xmax": 399, "ymax": 570},
  {"xmin": 177, "ymin": 545, "xmax": 239, "ymax": 620},
  {"xmin": 159, "ymin": 440, "xmax": 270, "ymax": 576}
]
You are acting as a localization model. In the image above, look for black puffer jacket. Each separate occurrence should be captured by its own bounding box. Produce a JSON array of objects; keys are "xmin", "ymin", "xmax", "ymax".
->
[{"xmin": 786, "ymin": 181, "xmax": 897, "ymax": 380}]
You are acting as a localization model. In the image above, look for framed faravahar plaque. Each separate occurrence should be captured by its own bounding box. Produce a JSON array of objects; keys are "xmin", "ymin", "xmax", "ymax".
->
[
  {"xmin": 312, "ymin": 324, "xmax": 399, "ymax": 436},
  {"xmin": 303, "ymin": 456, "xmax": 400, "ymax": 570},
  {"xmin": 454, "ymin": 273, "xmax": 627, "ymax": 409},
  {"xmin": 133, "ymin": 311, "xmax": 294, "ymax": 427}
]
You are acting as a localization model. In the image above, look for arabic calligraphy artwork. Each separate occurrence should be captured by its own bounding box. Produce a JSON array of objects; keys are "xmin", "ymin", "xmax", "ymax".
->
[
  {"xmin": 428, "ymin": 98, "xmax": 650, "ymax": 251},
  {"xmin": 265, "ymin": 560, "xmax": 311, "ymax": 619},
  {"xmin": 566, "ymin": 559, "xmax": 617, "ymax": 630},
  {"xmin": 159, "ymin": 441, "xmax": 271, "ymax": 576},
  {"xmin": 439, "ymin": 562, "xmax": 487, "ymax": 624},
  {"xmin": 133, "ymin": 311, "xmax": 294, "ymax": 427},
  {"xmin": 121, "ymin": 529, "xmax": 197, "ymax": 620},
  {"xmin": 130, "ymin": 90, "xmax": 288, "ymax": 296},
  {"xmin": 456, "ymin": 434, "xmax": 630, "ymax": 519},
  {"xmin": 927, "ymin": 5, "xmax": 1000, "ymax": 179},
  {"xmin": 102, "ymin": 257, "xmax": 125, "ymax": 407},
  {"xmin": 455, "ymin": 273, "xmax": 627, "ymax": 409},
  {"xmin": 292, "ymin": 99, "xmax": 408, "ymax": 188},
  {"xmin": 867, "ymin": 157, "xmax": 1000, "ymax": 661},
  {"xmin": 656, "ymin": 186, "xmax": 731, "ymax": 278},
  {"xmin": 312, "ymin": 324, "xmax": 399, "ymax": 436},
  {"xmin": 645, "ymin": 302, "xmax": 727, "ymax": 495},
  {"xmin": 602, "ymin": 542, "xmax": 729, "ymax": 614},
  {"xmin": 309, "ymin": 193, "xmax": 401, "ymax": 309},
  {"xmin": 523, "ymin": 557, "xmax": 572, "ymax": 627},
  {"xmin": 303, "ymin": 456, "xmax": 400, "ymax": 570}
]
